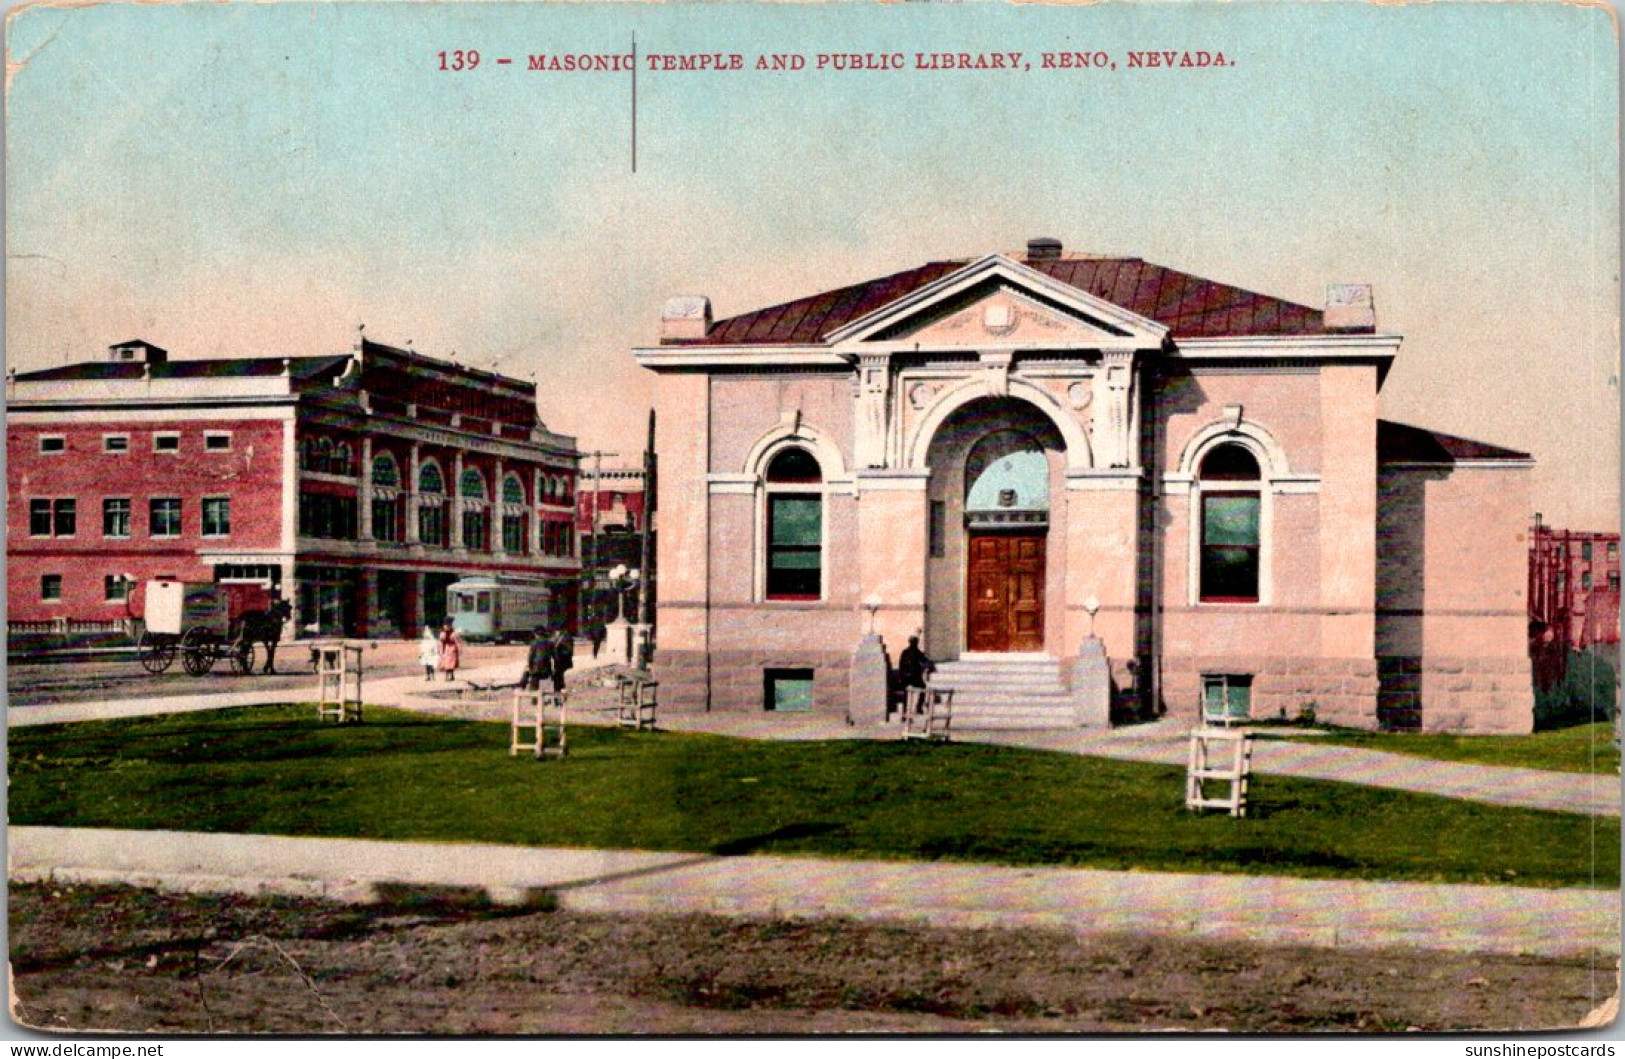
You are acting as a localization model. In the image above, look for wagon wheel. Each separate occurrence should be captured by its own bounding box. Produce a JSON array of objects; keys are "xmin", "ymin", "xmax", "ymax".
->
[
  {"xmin": 181, "ymin": 627, "xmax": 218, "ymax": 676},
  {"xmin": 230, "ymin": 639, "xmax": 258, "ymax": 676},
  {"xmin": 137, "ymin": 631, "xmax": 177, "ymax": 674}
]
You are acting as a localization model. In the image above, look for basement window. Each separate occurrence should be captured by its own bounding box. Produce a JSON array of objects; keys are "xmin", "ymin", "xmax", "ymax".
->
[
  {"xmin": 765, "ymin": 668, "xmax": 815, "ymax": 713},
  {"xmin": 1201, "ymin": 674, "xmax": 1252, "ymax": 726}
]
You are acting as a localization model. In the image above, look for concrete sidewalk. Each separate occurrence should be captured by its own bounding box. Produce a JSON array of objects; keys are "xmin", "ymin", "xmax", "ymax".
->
[{"xmin": 10, "ymin": 826, "xmax": 1617, "ymax": 958}]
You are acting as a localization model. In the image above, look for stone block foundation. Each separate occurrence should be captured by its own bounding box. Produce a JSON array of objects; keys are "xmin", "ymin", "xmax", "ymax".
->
[
  {"xmin": 1378, "ymin": 655, "xmax": 1534, "ymax": 734},
  {"xmin": 654, "ymin": 650, "xmax": 853, "ymax": 714},
  {"xmin": 1160, "ymin": 656, "xmax": 1380, "ymax": 729}
]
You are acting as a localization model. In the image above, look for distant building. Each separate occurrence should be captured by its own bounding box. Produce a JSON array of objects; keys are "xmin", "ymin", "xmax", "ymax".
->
[
  {"xmin": 638, "ymin": 238, "xmax": 1536, "ymax": 733},
  {"xmin": 576, "ymin": 466, "xmax": 652, "ymax": 627},
  {"xmin": 7, "ymin": 338, "xmax": 581, "ymax": 637},
  {"xmin": 1529, "ymin": 518, "xmax": 1620, "ymax": 682}
]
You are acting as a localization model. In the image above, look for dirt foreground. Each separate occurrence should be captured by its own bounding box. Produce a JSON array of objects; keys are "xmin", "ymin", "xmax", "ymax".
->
[{"xmin": 9, "ymin": 882, "xmax": 1616, "ymax": 1035}]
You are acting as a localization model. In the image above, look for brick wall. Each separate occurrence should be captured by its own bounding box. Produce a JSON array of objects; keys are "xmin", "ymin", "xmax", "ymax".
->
[{"xmin": 8, "ymin": 418, "xmax": 286, "ymax": 621}]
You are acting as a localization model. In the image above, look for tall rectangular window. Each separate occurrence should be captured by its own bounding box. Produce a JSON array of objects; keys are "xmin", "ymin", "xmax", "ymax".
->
[
  {"xmin": 40, "ymin": 574, "xmax": 62, "ymax": 602},
  {"xmin": 1583, "ymin": 542, "xmax": 1593, "ymax": 561},
  {"xmin": 1200, "ymin": 493, "xmax": 1261, "ymax": 603},
  {"xmin": 502, "ymin": 513, "xmax": 526, "ymax": 554},
  {"xmin": 372, "ymin": 498, "xmax": 400, "ymax": 542},
  {"xmin": 53, "ymin": 500, "xmax": 76, "ymax": 538},
  {"xmin": 150, "ymin": 498, "xmax": 182, "ymax": 537},
  {"xmin": 419, "ymin": 505, "xmax": 445, "ymax": 547},
  {"xmin": 103, "ymin": 498, "xmax": 131, "ymax": 538},
  {"xmin": 104, "ymin": 575, "xmax": 130, "ymax": 602},
  {"xmin": 462, "ymin": 509, "xmax": 489, "ymax": 551},
  {"xmin": 31, "ymin": 499, "xmax": 76, "ymax": 537},
  {"xmin": 766, "ymin": 494, "xmax": 822, "ymax": 600},
  {"xmin": 298, "ymin": 493, "xmax": 356, "ymax": 539},
  {"xmin": 202, "ymin": 497, "xmax": 231, "ymax": 537}
]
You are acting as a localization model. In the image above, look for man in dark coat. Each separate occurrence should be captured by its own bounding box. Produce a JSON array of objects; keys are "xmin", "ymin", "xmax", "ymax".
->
[
  {"xmin": 520, "ymin": 626, "xmax": 552, "ymax": 691},
  {"xmin": 898, "ymin": 636, "xmax": 935, "ymax": 689},
  {"xmin": 549, "ymin": 627, "xmax": 573, "ymax": 694}
]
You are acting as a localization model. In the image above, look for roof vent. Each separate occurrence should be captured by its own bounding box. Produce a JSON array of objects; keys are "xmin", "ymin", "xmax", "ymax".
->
[
  {"xmin": 1026, "ymin": 237, "xmax": 1063, "ymax": 262},
  {"xmin": 661, "ymin": 295, "xmax": 712, "ymax": 343},
  {"xmin": 1324, "ymin": 284, "xmax": 1376, "ymax": 332},
  {"xmin": 108, "ymin": 339, "xmax": 168, "ymax": 365}
]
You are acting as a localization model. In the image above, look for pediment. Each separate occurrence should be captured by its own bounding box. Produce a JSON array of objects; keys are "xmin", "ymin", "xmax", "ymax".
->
[
  {"xmin": 880, "ymin": 284, "xmax": 1132, "ymax": 348},
  {"xmin": 825, "ymin": 254, "xmax": 1168, "ymax": 351}
]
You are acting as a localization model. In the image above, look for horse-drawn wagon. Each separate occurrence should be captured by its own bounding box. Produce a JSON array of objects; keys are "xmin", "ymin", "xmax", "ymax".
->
[{"xmin": 136, "ymin": 581, "xmax": 290, "ymax": 676}]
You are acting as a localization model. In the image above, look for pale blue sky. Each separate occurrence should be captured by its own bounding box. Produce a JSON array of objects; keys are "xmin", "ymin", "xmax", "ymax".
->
[{"xmin": 6, "ymin": 2, "xmax": 1618, "ymax": 525}]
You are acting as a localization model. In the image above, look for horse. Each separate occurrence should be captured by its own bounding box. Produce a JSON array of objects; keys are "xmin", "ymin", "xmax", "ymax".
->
[{"xmin": 237, "ymin": 599, "xmax": 293, "ymax": 674}]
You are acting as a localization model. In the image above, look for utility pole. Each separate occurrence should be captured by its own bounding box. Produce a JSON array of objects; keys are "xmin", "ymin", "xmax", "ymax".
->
[{"xmin": 637, "ymin": 410, "xmax": 656, "ymax": 667}]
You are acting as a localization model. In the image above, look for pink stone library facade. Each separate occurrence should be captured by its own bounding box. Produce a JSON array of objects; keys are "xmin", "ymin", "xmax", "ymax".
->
[{"xmin": 636, "ymin": 241, "xmax": 1534, "ymax": 733}]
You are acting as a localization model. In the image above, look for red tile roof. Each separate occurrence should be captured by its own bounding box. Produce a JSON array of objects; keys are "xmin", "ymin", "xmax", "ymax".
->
[
  {"xmin": 1377, "ymin": 420, "xmax": 1531, "ymax": 464},
  {"xmin": 692, "ymin": 255, "xmax": 1334, "ymax": 345}
]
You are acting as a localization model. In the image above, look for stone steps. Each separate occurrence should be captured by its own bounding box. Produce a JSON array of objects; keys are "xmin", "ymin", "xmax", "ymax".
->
[{"xmin": 929, "ymin": 655, "xmax": 1076, "ymax": 730}]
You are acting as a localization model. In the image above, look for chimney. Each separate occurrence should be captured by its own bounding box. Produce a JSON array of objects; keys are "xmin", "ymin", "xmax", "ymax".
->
[
  {"xmin": 661, "ymin": 295, "xmax": 712, "ymax": 343},
  {"xmin": 108, "ymin": 339, "xmax": 168, "ymax": 365},
  {"xmin": 1324, "ymin": 284, "xmax": 1376, "ymax": 332},
  {"xmin": 1026, "ymin": 237, "xmax": 1063, "ymax": 262}
]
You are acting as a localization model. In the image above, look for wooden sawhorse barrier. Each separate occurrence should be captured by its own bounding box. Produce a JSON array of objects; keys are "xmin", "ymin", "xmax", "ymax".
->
[
  {"xmin": 312, "ymin": 641, "xmax": 364, "ymax": 724},
  {"xmin": 901, "ymin": 686, "xmax": 954, "ymax": 742},
  {"xmin": 615, "ymin": 676, "xmax": 659, "ymax": 730},
  {"xmin": 511, "ymin": 689, "xmax": 568, "ymax": 759},
  {"xmin": 1185, "ymin": 727, "xmax": 1255, "ymax": 817}
]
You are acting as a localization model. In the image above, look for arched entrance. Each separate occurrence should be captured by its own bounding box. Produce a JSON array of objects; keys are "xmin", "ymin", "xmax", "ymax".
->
[
  {"xmin": 964, "ymin": 430, "xmax": 1048, "ymax": 651},
  {"xmin": 922, "ymin": 397, "xmax": 1067, "ymax": 657}
]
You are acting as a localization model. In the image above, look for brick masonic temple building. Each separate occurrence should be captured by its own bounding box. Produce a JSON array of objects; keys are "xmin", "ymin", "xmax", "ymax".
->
[
  {"xmin": 638, "ymin": 239, "xmax": 1536, "ymax": 733},
  {"xmin": 8, "ymin": 338, "xmax": 582, "ymax": 638}
]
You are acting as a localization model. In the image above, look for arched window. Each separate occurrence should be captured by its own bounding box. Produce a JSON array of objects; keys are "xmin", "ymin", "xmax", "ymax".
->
[
  {"xmin": 460, "ymin": 468, "xmax": 488, "ymax": 501},
  {"xmin": 1197, "ymin": 443, "xmax": 1262, "ymax": 603},
  {"xmin": 418, "ymin": 461, "xmax": 444, "ymax": 494},
  {"xmin": 371, "ymin": 453, "xmax": 400, "ymax": 489},
  {"xmin": 500, "ymin": 474, "xmax": 527, "ymax": 553},
  {"xmin": 964, "ymin": 430, "xmax": 1048, "ymax": 518},
  {"xmin": 763, "ymin": 446, "xmax": 824, "ymax": 600}
]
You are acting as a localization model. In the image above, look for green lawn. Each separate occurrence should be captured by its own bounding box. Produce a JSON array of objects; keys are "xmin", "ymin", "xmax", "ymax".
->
[
  {"xmin": 1268, "ymin": 722, "xmax": 1620, "ymax": 775},
  {"xmin": 9, "ymin": 706, "xmax": 1616, "ymax": 888}
]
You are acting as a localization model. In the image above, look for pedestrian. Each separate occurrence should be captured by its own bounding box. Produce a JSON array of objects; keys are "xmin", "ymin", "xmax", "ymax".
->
[
  {"xmin": 418, "ymin": 625, "xmax": 440, "ymax": 682},
  {"xmin": 898, "ymin": 635, "xmax": 935, "ymax": 690},
  {"xmin": 438, "ymin": 619, "xmax": 462, "ymax": 682},
  {"xmin": 550, "ymin": 625, "xmax": 573, "ymax": 694},
  {"xmin": 589, "ymin": 619, "xmax": 606, "ymax": 659},
  {"xmin": 520, "ymin": 626, "xmax": 553, "ymax": 691}
]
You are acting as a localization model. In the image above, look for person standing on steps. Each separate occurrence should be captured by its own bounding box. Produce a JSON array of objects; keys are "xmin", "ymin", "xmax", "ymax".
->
[{"xmin": 898, "ymin": 635, "xmax": 935, "ymax": 691}]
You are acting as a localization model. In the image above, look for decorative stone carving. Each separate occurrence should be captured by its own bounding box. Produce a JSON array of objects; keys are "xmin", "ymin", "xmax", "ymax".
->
[
  {"xmin": 1092, "ymin": 351, "xmax": 1136, "ymax": 468},
  {"xmin": 853, "ymin": 353, "xmax": 892, "ymax": 470},
  {"xmin": 980, "ymin": 351, "xmax": 1013, "ymax": 399}
]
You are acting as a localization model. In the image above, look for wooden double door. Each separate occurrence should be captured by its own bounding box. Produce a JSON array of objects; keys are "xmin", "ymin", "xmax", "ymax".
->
[{"xmin": 966, "ymin": 531, "xmax": 1045, "ymax": 653}]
